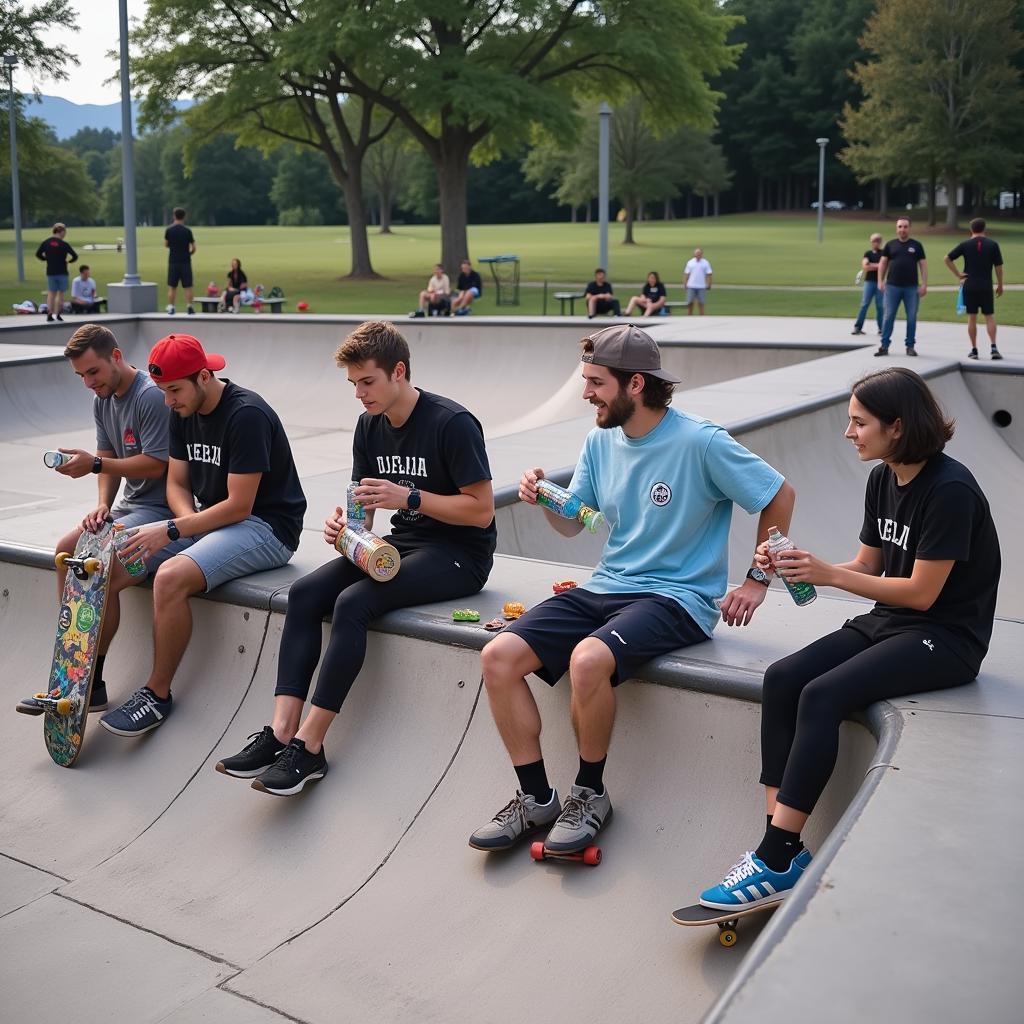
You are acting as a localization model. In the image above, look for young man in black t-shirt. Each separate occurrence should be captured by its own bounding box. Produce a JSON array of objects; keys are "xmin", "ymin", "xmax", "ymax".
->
[
  {"xmin": 944, "ymin": 217, "xmax": 1005, "ymax": 360},
  {"xmin": 451, "ymin": 258, "xmax": 484, "ymax": 316},
  {"xmin": 35, "ymin": 222, "xmax": 77, "ymax": 323},
  {"xmin": 100, "ymin": 333, "xmax": 305, "ymax": 739},
  {"xmin": 877, "ymin": 217, "xmax": 927, "ymax": 356},
  {"xmin": 215, "ymin": 320, "xmax": 496, "ymax": 795},
  {"xmin": 851, "ymin": 233, "xmax": 883, "ymax": 336},
  {"xmin": 585, "ymin": 268, "xmax": 621, "ymax": 318},
  {"xmin": 164, "ymin": 207, "xmax": 197, "ymax": 316}
]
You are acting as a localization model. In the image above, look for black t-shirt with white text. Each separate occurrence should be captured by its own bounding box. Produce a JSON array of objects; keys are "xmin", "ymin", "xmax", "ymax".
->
[
  {"xmin": 946, "ymin": 237, "xmax": 1003, "ymax": 287},
  {"xmin": 168, "ymin": 381, "xmax": 306, "ymax": 551},
  {"xmin": 850, "ymin": 453, "xmax": 1000, "ymax": 674},
  {"xmin": 881, "ymin": 238, "xmax": 926, "ymax": 287},
  {"xmin": 165, "ymin": 223, "xmax": 195, "ymax": 263},
  {"xmin": 586, "ymin": 280, "xmax": 613, "ymax": 296},
  {"xmin": 457, "ymin": 270, "xmax": 483, "ymax": 294},
  {"xmin": 352, "ymin": 390, "xmax": 496, "ymax": 579},
  {"xmin": 642, "ymin": 281, "xmax": 667, "ymax": 301},
  {"xmin": 863, "ymin": 250, "xmax": 881, "ymax": 281}
]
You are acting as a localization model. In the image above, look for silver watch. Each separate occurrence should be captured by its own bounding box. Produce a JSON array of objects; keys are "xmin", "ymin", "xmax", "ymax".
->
[{"xmin": 745, "ymin": 566, "xmax": 771, "ymax": 586}]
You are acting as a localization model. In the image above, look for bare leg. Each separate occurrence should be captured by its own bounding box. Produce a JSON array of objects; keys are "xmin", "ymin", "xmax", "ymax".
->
[
  {"xmin": 985, "ymin": 313, "xmax": 997, "ymax": 348},
  {"xmin": 567, "ymin": 637, "xmax": 616, "ymax": 762},
  {"xmin": 967, "ymin": 314, "xmax": 978, "ymax": 348},
  {"xmin": 294, "ymin": 705, "xmax": 336, "ymax": 754},
  {"xmin": 480, "ymin": 632, "xmax": 545, "ymax": 765},
  {"xmin": 270, "ymin": 694, "xmax": 303, "ymax": 743},
  {"xmin": 144, "ymin": 555, "xmax": 206, "ymax": 698},
  {"xmin": 770, "ymin": 799, "xmax": 809, "ymax": 835}
]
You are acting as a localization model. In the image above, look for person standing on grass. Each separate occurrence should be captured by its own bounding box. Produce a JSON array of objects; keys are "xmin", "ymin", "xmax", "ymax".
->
[
  {"xmin": 876, "ymin": 217, "xmax": 927, "ymax": 357},
  {"xmin": 944, "ymin": 218, "xmax": 1004, "ymax": 361},
  {"xmin": 851, "ymin": 234, "xmax": 883, "ymax": 337},
  {"xmin": 165, "ymin": 207, "xmax": 197, "ymax": 316},
  {"xmin": 36, "ymin": 222, "xmax": 77, "ymax": 323},
  {"xmin": 683, "ymin": 248, "xmax": 712, "ymax": 315}
]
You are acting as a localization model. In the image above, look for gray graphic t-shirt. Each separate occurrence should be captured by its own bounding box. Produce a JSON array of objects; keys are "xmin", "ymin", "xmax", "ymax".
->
[{"xmin": 94, "ymin": 369, "xmax": 170, "ymax": 508}]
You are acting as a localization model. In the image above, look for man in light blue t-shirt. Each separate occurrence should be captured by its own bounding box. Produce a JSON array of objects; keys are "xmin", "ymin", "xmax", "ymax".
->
[{"xmin": 468, "ymin": 324, "xmax": 798, "ymax": 857}]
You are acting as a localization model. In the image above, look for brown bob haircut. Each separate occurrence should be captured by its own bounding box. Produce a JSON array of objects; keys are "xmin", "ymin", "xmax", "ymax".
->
[
  {"xmin": 851, "ymin": 367, "xmax": 954, "ymax": 464},
  {"xmin": 335, "ymin": 320, "xmax": 412, "ymax": 381},
  {"xmin": 64, "ymin": 323, "xmax": 118, "ymax": 360}
]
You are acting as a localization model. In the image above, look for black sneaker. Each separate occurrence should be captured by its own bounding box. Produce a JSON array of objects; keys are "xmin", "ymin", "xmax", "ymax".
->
[
  {"xmin": 17, "ymin": 681, "xmax": 108, "ymax": 716},
  {"xmin": 874, "ymin": 346, "xmax": 889, "ymax": 357},
  {"xmin": 968, "ymin": 348, "xmax": 979, "ymax": 359},
  {"xmin": 906, "ymin": 346, "xmax": 918, "ymax": 357},
  {"xmin": 99, "ymin": 686, "xmax": 173, "ymax": 736},
  {"xmin": 851, "ymin": 328, "xmax": 865, "ymax": 335},
  {"xmin": 991, "ymin": 349, "xmax": 1003, "ymax": 361},
  {"xmin": 187, "ymin": 304, "xmax": 195, "ymax": 315},
  {"xmin": 56, "ymin": 314, "xmax": 64, "ymax": 322},
  {"xmin": 251, "ymin": 739, "xmax": 327, "ymax": 796},
  {"xmin": 409, "ymin": 309, "xmax": 425, "ymax": 319},
  {"xmin": 46, "ymin": 314, "xmax": 54, "ymax": 323},
  {"xmin": 216, "ymin": 725, "xmax": 288, "ymax": 778}
]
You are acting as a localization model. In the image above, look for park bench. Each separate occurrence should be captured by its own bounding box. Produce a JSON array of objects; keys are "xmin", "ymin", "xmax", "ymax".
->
[
  {"xmin": 196, "ymin": 295, "xmax": 287, "ymax": 314},
  {"xmin": 40, "ymin": 292, "xmax": 107, "ymax": 313}
]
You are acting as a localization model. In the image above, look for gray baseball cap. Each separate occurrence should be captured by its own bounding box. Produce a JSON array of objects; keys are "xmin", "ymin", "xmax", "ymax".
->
[{"xmin": 581, "ymin": 324, "xmax": 681, "ymax": 383}]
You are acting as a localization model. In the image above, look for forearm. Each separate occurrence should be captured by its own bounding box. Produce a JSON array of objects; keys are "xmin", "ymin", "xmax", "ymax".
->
[
  {"xmin": 944, "ymin": 257, "xmax": 960, "ymax": 279},
  {"xmin": 543, "ymin": 507, "xmax": 584, "ymax": 537},
  {"xmin": 165, "ymin": 479, "xmax": 198, "ymax": 520},
  {"xmin": 824, "ymin": 565, "xmax": 932, "ymax": 610},
  {"xmin": 172, "ymin": 495, "xmax": 255, "ymax": 538},
  {"xmin": 98, "ymin": 454, "xmax": 167, "ymax": 480},
  {"xmin": 919, "ymin": 260, "xmax": 927, "ymax": 286},
  {"xmin": 756, "ymin": 481, "xmax": 795, "ymax": 550},
  {"xmin": 97, "ymin": 474, "xmax": 119, "ymax": 509},
  {"xmin": 418, "ymin": 490, "xmax": 494, "ymax": 529}
]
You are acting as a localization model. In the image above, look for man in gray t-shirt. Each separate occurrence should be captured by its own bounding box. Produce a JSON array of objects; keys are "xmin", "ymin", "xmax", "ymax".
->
[{"xmin": 41, "ymin": 325, "xmax": 172, "ymax": 712}]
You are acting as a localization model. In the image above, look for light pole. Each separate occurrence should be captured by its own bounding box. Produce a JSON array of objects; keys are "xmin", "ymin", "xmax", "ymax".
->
[
  {"xmin": 4, "ymin": 53, "xmax": 24, "ymax": 282},
  {"xmin": 598, "ymin": 102, "xmax": 611, "ymax": 272},
  {"xmin": 815, "ymin": 137, "xmax": 828, "ymax": 244}
]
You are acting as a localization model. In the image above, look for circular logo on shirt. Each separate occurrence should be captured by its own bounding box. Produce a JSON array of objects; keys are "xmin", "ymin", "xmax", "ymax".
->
[{"xmin": 650, "ymin": 482, "xmax": 672, "ymax": 506}]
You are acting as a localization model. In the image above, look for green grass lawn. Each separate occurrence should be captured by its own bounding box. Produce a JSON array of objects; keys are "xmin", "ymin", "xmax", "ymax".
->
[{"xmin": 3, "ymin": 213, "xmax": 1023, "ymax": 323}]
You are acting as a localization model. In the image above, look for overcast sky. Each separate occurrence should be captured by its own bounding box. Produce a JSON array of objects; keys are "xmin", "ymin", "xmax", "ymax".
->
[{"xmin": 27, "ymin": 0, "xmax": 148, "ymax": 105}]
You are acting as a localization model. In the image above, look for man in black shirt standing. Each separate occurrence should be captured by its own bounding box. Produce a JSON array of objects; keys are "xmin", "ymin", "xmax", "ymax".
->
[
  {"xmin": 100, "ymin": 332, "xmax": 305, "ymax": 739},
  {"xmin": 451, "ymin": 258, "xmax": 484, "ymax": 316},
  {"xmin": 585, "ymin": 268, "xmax": 621, "ymax": 318},
  {"xmin": 851, "ymin": 233, "xmax": 883, "ymax": 336},
  {"xmin": 35, "ymin": 222, "xmax": 77, "ymax": 323},
  {"xmin": 214, "ymin": 320, "xmax": 496, "ymax": 795},
  {"xmin": 164, "ymin": 207, "xmax": 196, "ymax": 316},
  {"xmin": 877, "ymin": 217, "xmax": 927, "ymax": 357},
  {"xmin": 944, "ymin": 217, "xmax": 1004, "ymax": 360}
]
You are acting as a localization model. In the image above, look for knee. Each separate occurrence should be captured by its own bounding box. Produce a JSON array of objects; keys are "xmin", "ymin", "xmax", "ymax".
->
[
  {"xmin": 568, "ymin": 639, "xmax": 614, "ymax": 701},
  {"xmin": 761, "ymin": 660, "xmax": 805, "ymax": 708},
  {"xmin": 152, "ymin": 557, "xmax": 203, "ymax": 603},
  {"xmin": 481, "ymin": 635, "xmax": 526, "ymax": 694}
]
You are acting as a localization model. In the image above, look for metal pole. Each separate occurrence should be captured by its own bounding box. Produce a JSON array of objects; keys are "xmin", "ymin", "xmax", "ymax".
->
[
  {"xmin": 815, "ymin": 137, "xmax": 828, "ymax": 244},
  {"xmin": 598, "ymin": 102, "xmax": 611, "ymax": 271},
  {"xmin": 118, "ymin": 0, "xmax": 140, "ymax": 284},
  {"xmin": 5, "ymin": 59, "xmax": 24, "ymax": 282}
]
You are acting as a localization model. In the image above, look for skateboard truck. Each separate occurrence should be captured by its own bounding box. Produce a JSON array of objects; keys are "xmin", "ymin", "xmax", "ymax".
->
[
  {"xmin": 55, "ymin": 551, "xmax": 103, "ymax": 582},
  {"xmin": 530, "ymin": 841, "xmax": 602, "ymax": 866},
  {"xmin": 26, "ymin": 692, "xmax": 76, "ymax": 716}
]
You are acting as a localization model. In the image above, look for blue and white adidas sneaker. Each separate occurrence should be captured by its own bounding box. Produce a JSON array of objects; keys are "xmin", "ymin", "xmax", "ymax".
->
[{"xmin": 699, "ymin": 848, "xmax": 813, "ymax": 911}]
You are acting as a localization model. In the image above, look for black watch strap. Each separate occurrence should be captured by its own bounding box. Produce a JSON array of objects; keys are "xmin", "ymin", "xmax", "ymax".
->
[
  {"xmin": 407, "ymin": 487, "xmax": 421, "ymax": 511},
  {"xmin": 745, "ymin": 567, "xmax": 771, "ymax": 586},
  {"xmin": 91, "ymin": 456, "xmax": 103, "ymax": 474},
  {"xmin": 166, "ymin": 519, "xmax": 181, "ymax": 541}
]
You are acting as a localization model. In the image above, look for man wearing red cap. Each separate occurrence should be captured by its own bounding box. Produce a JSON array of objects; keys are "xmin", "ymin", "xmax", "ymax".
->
[
  {"xmin": 100, "ymin": 333, "xmax": 306, "ymax": 737},
  {"xmin": 469, "ymin": 323, "xmax": 798, "ymax": 858}
]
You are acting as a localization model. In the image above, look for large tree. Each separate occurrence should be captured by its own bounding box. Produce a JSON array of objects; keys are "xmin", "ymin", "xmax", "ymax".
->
[
  {"xmin": 841, "ymin": 0, "xmax": 1024, "ymax": 228},
  {"xmin": 0, "ymin": 0, "xmax": 77, "ymax": 86}
]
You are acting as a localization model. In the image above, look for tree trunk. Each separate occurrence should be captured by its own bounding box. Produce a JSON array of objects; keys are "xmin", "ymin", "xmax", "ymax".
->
[
  {"xmin": 945, "ymin": 175, "xmax": 959, "ymax": 229},
  {"xmin": 378, "ymin": 187, "xmax": 393, "ymax": 234},
  {"xmin": 435, "ymin": 145, "xmax": 472, "ymax": 272},
  {"xmin": 702, "ymin": 193, "xmax": 709, "ymax": 217},
  {"xmin": 714, "ymin": 192, "xmax": 720, "ymax": 218},
  {"xmin": 623, "ymin": 198, "xmax": 635, "ymax": 244},
  {"xmin": 879, "ymin": 179, "xmax": 888, "ymax": 215},
  {"xmin": 570, "ymin": 205, "xmax": 577, "ymax": 224},
  {"xmin": 927, "ymin": 173, "xmax": 936, "ymax": 226},
  {"xmin": 339, "ymin": 162, "xmax": 378, "ymax": 279},
  {"xmin": 686, "ymin": 192, "xmax": 693, "ymax": 218}
]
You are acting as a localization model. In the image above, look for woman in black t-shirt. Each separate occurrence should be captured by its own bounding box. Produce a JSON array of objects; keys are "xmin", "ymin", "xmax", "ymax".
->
[
  {"xmin": 219, "ymin": 258, "xmax": 248, "ymax": 313},
  {"xmin": 694, "ymin": 367, "xmax": 1000, "ymax": 913},
  {"xmin": 624, "ymin": 271, "xmax": 667, "ymax": 317}
]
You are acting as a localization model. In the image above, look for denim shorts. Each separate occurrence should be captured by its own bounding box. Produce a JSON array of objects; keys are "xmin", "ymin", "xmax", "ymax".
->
[
  {"xmin": 47, "ymin": 274, "xmax": 69, "ymax": 292},
  {"xmin": 686, "ymin": 287, "xmax": 707, "ymax": 303},
  {"xmin": 162, "ymin": 515, "xmax": 295, "ymax": 592},
  {"xmin": 468, "ymin": 286, "xmax": 480, "ymax": 298}
]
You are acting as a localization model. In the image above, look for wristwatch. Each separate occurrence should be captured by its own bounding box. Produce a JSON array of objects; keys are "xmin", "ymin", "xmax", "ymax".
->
[
  {"xmin": 407, "ymin": 487, "xmax": 422, "ymax": 512},
  {"xmin": 166, "ymin": 520, "xmax": 181, "ymax": 542},
  {"xmin": 745, "ymin": 566, "xmax": 771, "ymax": 586},
  {"xmin": 91, "ymin": 456, "xmax": 103, "ymax": 474}
]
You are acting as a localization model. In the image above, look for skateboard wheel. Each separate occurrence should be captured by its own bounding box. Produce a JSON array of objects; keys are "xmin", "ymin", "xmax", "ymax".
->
[
  {"xmin": 719, "ymin": 929, "xmax": 737, "ymax": 948},
  {"xmin": 55, "ymin": 698, "xmax": 73, "ymax": 716},
  {"xmin": 55, "ymin": 551, "xmax": 71, "ymax": 569},
  {"xmin": 530, "ymin": 841, "xmax": 546, "ymax": 861},
  {"xmin": 83, "ymin": 558, "xmax": 101, "ymax": 575},
  {"xmin": 582, "ymin": 846, "xmax": 601, "ymax": 866}
]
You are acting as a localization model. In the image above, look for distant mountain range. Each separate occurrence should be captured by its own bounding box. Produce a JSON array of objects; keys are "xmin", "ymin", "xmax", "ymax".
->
[{"xmin": 28, "ymin": 94, "xmax": 193, "ymax": 140}]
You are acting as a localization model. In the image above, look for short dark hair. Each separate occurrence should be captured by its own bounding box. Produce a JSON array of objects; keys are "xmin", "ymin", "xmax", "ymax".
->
[
  {"xmin": 970, "ymin": 217, "xmax": 986, "ymax": 234},
  {"xmin": 173, "ymin": 207, "xmax": 186, "ymax": 220},
  {"xmin": 851, "ymin": 368, "xmax": 954, "ymax": 464},
  {"xmin": 579, "ymin": 335, "xmax": 674, "ymax": 410},
  {"xmin": 80, "ymin": 264, "xmax": 90, "ymax": 273},
  {"xmin": 897, "ymin": 216, "xmax": 911, "ymax": 226},
  {"xmin": 336, "ymin": 320, "xmax": 411, "ymax": 381},
  {"xmin": 64, "ymin": 323, "xmax": 117, "ymax": 360},
  {"xmin": 594, "ymin": 267, "xmax": 606, "ymax": 274}
]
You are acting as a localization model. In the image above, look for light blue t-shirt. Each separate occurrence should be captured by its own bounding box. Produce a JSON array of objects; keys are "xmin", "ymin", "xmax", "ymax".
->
[{"xmin": 569, "ymin": 407, "xmax": 783, "ymax": 637}]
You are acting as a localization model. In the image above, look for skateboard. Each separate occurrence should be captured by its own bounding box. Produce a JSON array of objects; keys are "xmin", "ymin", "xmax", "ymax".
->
[
  {"xmin": 30, "ymin": 525, "xmax": 115, "ymax": 767},
  {"xmin": 530, "ymin": 841, "xmax": 602, "ymax": 866},
  {"xmin": 671, "ymin": 900, "xmax": 779, "ymax": 947}
]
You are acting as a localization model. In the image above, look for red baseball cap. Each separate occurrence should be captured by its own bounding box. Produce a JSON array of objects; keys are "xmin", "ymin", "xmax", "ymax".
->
[{"xmin": 147, "ymin": 334, "xmax": 226, "ymax": 382}]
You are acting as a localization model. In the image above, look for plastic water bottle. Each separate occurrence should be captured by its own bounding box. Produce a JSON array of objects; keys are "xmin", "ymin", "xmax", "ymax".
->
[
  {"xmin": 535, "ymin": 479, "xmax": 605, "ymax": 533},
  {"xmin": 955, "ymin": 285, "xmax": 966, "ymax": 316},
  {"xmin": 112, "ymin": 523, "xmax": 147, "ymax": 578},
  {"xmin": 43, "ymin": 450, "xmax": 73, "ymax": 469},
  {"xmin": 766, "ymin": 526, "xmax": 816, "ymax": 606},
  {"xmin": 346, "ymin": 481, "xmax": 366, "ymax": 526},
  {"xmin": 854, "ymin": 269, "xmax": 864, "ymax": 285}
]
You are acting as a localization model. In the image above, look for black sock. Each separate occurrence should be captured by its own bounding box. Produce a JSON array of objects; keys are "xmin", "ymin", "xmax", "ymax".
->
[
  {"xmin": 574, "ymin": 755, "xmax": 606, "ymax": 794},
  {"xmin": 755, "ymin": 823, "xmax": 804, "ymax": 872},
  {"xmin": 95, "ymin": 655, "xmax": 106, "ymax": 686},
  {"xmin": 514, "ymin": 760, "xmax": 552, "ymax": 805},
  {"xmin": 767, "ymin": 814, "xmax": 773, "ymax": 832}
]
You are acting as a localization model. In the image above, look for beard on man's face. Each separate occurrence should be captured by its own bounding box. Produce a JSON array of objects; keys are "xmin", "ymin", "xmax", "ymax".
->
[{"xmin": 596, "ymin": 387, "xmax": 635, "ymax": 429}]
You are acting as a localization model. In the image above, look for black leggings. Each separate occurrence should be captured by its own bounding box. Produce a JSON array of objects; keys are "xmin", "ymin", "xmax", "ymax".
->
[
  {"xmin": 761, "ymin": 625, "xmax": 975, "ymax": 814},
  {"xmin": 274, "ymin": 544, "xmax": 487, "ymax": 713}
]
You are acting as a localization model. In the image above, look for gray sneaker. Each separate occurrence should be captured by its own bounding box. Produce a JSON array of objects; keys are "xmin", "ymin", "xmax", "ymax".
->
[
  {"xmin": 543, "ymin": 784, "xmax": 613, "ymax": 853},
  {"xmin": 468, "ymin": 789, "xmax": 561, "ymax": 851}
]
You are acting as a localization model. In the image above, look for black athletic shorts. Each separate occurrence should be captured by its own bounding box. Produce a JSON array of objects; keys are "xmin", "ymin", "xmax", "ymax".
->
[
  {"xmin": 167, "ymin": 261, "xmax": 194, "ymax": 288},
  {"xmin": 963, "ymin": 285, "xmax": 994, "ymax": 316},
  {"xmin": 504, "ymin": 587, "xmax": 707, "ymax": 687}
]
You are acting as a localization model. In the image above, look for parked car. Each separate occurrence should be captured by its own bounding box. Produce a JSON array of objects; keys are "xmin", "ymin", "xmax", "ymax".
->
[{"xmin": 810, "ymin": 200, "xmax": 847, "ymax": 210}]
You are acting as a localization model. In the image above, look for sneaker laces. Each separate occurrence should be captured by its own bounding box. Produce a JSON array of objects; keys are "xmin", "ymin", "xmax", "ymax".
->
[
  {"xmin": 119, "ymin": 687, "xmax": 157, "ymax": 716},
  {"xmin": 720, "ymin": 852, "xmax": 760, "ymax": 888},
  {"xmin": 272, "ymin": 741, "xmax": 304, "ymax": 773},
  {"xmin": 556, "ymin": 792, "xmax": 588, "ymax": 830},
  {"xmin": 240, "ymin": 727, "xmax": 272, "ymax": 753},
  {"xmin": 491, "ymin": 793, "xmax": 529, "ymax": 829}
]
